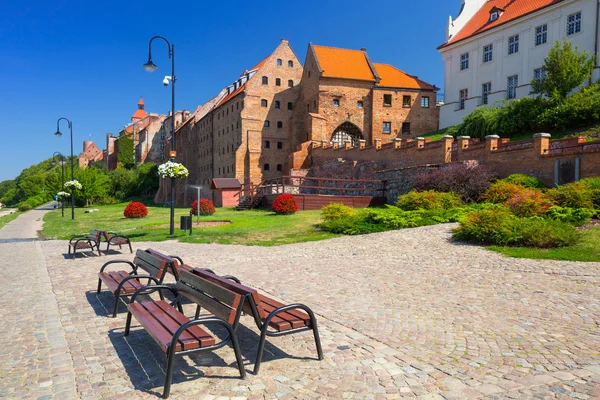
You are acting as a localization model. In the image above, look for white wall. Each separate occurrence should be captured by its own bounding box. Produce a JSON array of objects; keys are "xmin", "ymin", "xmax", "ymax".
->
[{"xmin": 439, "ymin": 0, "xmax": 600, "ymax": 129}]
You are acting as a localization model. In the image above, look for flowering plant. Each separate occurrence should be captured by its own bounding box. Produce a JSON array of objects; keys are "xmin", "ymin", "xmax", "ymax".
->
[
  {"xmin": 64, "ymin": 180, "xmax": 82, "ymax": 190},
  {"xmin": 57, "ymin": 191, "xmax": 70, "ymax": 198},
  {"xmin": 158, "ymin": 161, "xmax": 189, "ymax": 179},
  {"xmin": 272, "ymin": 194, "xmax": 299, "ymax": 215},
  {"xmin": 191, "ymin": 198, "xmax": 216, "ymax": 216},
  {"xmin": 124, "ymin": 201, "xmax": 148, "ymax": 218}
]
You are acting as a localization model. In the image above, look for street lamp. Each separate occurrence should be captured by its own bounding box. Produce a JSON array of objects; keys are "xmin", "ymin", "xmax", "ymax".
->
[
  {"xmin": 54, "ymin": 117, "xmax": 75, "ymax": 220},
  {"xmin": 143, "ymin": 35, "xmax": 176, "ymax": 235},
  {"xmin": 52, "ymin": 151, "xmax": 65, "ymax": 217}
]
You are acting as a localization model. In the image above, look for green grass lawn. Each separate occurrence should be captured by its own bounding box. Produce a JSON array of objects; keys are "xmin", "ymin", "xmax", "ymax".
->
[
  {"xmin": 0, "ymin": 211, "xmax": 20, "ymax": 230},
  {"xmin": 42, "ymin": 203, "xmax": 338, "ymax": 246},
  {"xmin": 488, "ymin": 227, "xmax": 600, "ymax": 262}
]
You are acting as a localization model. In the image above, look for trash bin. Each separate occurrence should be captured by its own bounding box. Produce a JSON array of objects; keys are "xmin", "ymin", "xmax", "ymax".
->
[{"xmin": 180, "ymin": 215, "xmax": 191, "ymax": 230}]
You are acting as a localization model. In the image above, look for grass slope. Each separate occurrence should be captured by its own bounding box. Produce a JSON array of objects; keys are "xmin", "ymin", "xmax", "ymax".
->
[{"xmin": 0, "ymin": 211, "xmax": 20, "ymax": 230}]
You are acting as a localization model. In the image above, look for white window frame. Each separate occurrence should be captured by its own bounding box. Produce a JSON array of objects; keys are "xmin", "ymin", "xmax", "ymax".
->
[
  {"xmin": 507, "ymin": 75, "xmax": 518, "ymax": 99},
  {"xmin": 460, "ymin": 53, "xmax": 469, "ymax": 70},
  {"xmin": 508, "ymin": 34, "xmax": 519, "ymax": 55},
  {"xmin": 482, "ymin": 82, "xmax": 491, "ymax": 105},
  {"xmin": 421, "ymin": 96, "xmax": 430, "ymax": 108},
  {"xmin": 567, "ymin": 12, "xmax": 582, "ymax": 36},
  {"xmin": 459, "ymin": 89, "xmax": 468, "ymax": 110},
  {"xmin": 382, "ymin": 122, "xmax": 391, "ymax": 134},
  {"xmin": 533, "ymin": 68, "xmax": 546, "ymax": 84},
  {"xmin": 483, "ymin": 44, "xmax": 493, "ymax": 63},
  {"xmin": 535, "ymin": 24, "xmax": 547, "ymax": 46}
]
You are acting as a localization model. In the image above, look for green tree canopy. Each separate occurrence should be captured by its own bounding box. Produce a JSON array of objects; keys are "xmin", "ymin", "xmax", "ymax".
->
[
  {"xmin": 531, "ymin": 40, "xmax": 595, "ymax": 101},
  {"xmin": 117, "ymin": 135, "xmax": 134, "ymax": 169}
]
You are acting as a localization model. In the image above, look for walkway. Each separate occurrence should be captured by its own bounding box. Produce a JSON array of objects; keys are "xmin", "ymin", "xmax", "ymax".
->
[{"xmin": 0, "ymin": 209, "xmax": 599, "ymax": 399}]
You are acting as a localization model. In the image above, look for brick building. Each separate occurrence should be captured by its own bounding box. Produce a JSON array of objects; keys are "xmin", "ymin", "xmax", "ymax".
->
[
  {"xmin": 157, "ymin": 40, "xmax": 439, "ymax": 205},
  {"xmin": 78, "ymin": 141, "xmax": 103, "ymax": 168}
]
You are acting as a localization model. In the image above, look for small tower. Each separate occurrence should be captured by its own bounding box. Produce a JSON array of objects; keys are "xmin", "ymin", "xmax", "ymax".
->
[
  {"xmin": 132, "ymin": 97, "xmax": 148, "ymax": 122},
  {"xmin": 447, "ymin": 0, "xmax": 488, "ymax": 41}
]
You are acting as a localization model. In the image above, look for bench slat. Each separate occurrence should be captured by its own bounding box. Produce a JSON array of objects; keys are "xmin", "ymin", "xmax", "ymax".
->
[
  {"xmin": 100, "ymin": 271, "xmax": 143, "ymax": 294},
  {"xmin": 142, "ymin": 301, "xmax": 202, "ymax": 350},
  {"xmin": 176, "ymin": 283, "xmax": 238, "ymax": 324},
  {"xmin": 260, "ymin": 296, "xmax": 311, "ymax": 322},
  {"xmin": 153, "ymin": 301, "xmax": 215, "ymax": 347}
]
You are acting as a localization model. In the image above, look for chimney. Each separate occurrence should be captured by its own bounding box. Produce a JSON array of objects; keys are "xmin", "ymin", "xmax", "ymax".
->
[{"xmin": 360, "ymin": 48, "xmax": 367, "ymax": 52}]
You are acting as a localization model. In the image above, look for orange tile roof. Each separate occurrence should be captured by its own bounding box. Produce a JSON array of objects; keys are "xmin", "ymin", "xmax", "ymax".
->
[
  {"xmin": 313, "ymin": 45, "xmax": 376, "ymax": 81},
  {"xmin": 374, "ymin": 63, "xmax": 436, "ymax": 90},
  {"xmin": 443, "ymin": 0, "xmax": 563, "ymax": 47},
  {"xmin": 250, "ymin": 56, "xmax": 268, "ymax": 72},
  {"xmin": 131, "ymin": 109, "xmax": 147, "ymax": 120},
  {"xmin": 138, "ymin": 97, "xmax": 144, "ymax": 105}
]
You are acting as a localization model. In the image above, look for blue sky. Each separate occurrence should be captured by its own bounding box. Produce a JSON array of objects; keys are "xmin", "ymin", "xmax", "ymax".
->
[{"xmin": 0, "ymin": 0, "xmax": 458, "ymax": 182}]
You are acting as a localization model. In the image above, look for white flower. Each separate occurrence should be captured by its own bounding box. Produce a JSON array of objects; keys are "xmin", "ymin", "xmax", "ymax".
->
[
  {"xmin": 158, "ymin": 161, "xmax": 189, "ymax": 179},
  {"xmin": 57, "ymin": 191, "xmax": 70, "ymax": 197},
  {"xmin": 64, "ymin": 180, "xmax": 82, "ymax": 190}
]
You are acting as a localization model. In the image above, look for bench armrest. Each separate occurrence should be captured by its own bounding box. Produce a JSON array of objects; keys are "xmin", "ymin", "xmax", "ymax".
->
[
  {"xmin": 222, "ymin": 275, "xmax": 241, "ymax": 284},
  {"xmin": 116, "ymin": 274, "xmax": 159, "ymax": 295},
  {"xmin": 262, "ymin": 303, "xmax": 317, "ymax": 332},
  {"xmin": 108, "ymin": 234, "xmax": 130, "ymax": 242},
  {"xmin": 169, "ymin": 255, "xmax": 184, "ymax": 266},
  {"xmin": 170, "ymin": 316, "xmax": 236, "ymax": 353},
  {"xmin": 69, "ymin": 235, "xmax": 94, "ymax": 244},
  {"xmin": 130, "ymin": 284, "xmax": 181, "ymax": 306},
  {"xmin": 99, "ymin": 259, "xmax": 136, "ymax": 273}
]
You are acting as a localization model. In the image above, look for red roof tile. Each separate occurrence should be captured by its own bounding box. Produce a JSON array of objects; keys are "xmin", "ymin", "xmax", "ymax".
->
[
  {"xmin": 442, "ymin": 0, "xmax": 563, "ymax": 47},
  {"xmin": 313, "ymin": 45, "xmax": 376, "ymax": 81},
  {"xmin": 374, "ymin": 63, "xmax": 436, "ymax": 90}
]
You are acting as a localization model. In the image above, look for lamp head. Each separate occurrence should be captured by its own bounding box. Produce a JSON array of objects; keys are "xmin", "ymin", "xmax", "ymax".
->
[
  {"xmin": 163, "ymin": 76, "xmax": 170, "ymax": 86},
  {"xmin": 54, "ymin": 130, "xmax": 62, "ymax": 137},
  {"xmin": 143, "ymin": 59, "xmax": 158, "ymax": 72}
]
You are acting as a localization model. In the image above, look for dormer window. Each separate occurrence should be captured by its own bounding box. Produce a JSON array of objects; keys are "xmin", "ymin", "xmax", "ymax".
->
[
  {"xmin": 490, "ymin": 11, "xmax": 498, "ymax": 22},
  {"xmin": 489, "ymin": 7, "xmax": 504, "ymax": 22}
]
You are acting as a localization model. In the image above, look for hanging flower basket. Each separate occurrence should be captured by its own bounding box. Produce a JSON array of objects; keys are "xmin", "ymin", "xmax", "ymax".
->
[
  {"xmin": 158, "ymin": 161, "xmax": 189, "ymax": 179},
  {"xmin": 64, "ymin": 180, "xmax": 82, "ymax": 190},
  {"xmin": 57, "ymin": 191, "xmax": 70, "ymax": 198}
]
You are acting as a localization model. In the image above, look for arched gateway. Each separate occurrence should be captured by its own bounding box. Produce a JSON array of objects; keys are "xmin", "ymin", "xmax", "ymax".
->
[{"xmin": 331, "ymin": 122, "xmax": 364, "ymax": 147}]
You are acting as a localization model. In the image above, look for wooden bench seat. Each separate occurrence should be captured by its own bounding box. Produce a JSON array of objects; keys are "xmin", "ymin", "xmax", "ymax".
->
[
  {"xmin": 124, "ymin": 271, "xmax": 246, "ymax": 398},
  {"xmin": 68, "ymin": 230, "xmax": 104, "ymax": 258},
  {"xmin": 98, "ymin": 271, "xmax": 145, "ymax": 295},
  {"xmin": 103, "ymin": 231, "xmax": 133, "ymax": 254}
]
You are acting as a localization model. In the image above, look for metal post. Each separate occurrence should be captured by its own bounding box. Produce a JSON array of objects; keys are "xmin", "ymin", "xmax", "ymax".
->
[
  {"xmin": 55, "ymin": 118, "xmax": 75, "ymax": 220},
  {"xmin": 53, "ymin": 152, "xmax": 65, "ymax": 217},
  {"xmin": 196, "ymin": 186, "xmax": 200, "ymax": 223}
]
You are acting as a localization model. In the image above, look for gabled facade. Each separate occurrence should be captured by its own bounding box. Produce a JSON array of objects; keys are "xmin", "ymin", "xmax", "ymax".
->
[{"xmin": 438, "ymin": 0, "xmax": 600, "ymax": 128}]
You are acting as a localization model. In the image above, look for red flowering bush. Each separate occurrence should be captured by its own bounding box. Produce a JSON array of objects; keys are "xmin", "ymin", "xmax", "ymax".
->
[
  {"xmin": 191, "ymin": 198, "xmax": 216, "ymax": 216},
  {"xmin": 272, "ymin": 194, "xmax": 298, "ymax": 214},
  {"xmin": 124, "ymin": 201, "xmax": 148, "ymax": 218}
]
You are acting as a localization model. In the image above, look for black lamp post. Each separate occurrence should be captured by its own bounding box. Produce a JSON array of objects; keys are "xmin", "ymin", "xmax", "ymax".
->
[
  {"xmin": 54, "ymin": 118, "xmax": 75, "ymax": 220},
  {"xmin": 143, "ymin": 36, "xmax": 176, "ymax": 235},
  {"xmin": 52, "ymin": 151, "xmax": 65, "ymax": 217}
]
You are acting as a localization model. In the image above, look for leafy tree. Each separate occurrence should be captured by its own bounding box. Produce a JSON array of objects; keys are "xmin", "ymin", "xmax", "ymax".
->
[
  {"xmin": 135, "ymin": 162, "xmax": 159, "ymax": 196},
  {"xmin": 117, "ymin": 135, "xmax": 134, "ymax": 169},
  {"xmin": 531, "ymin": 40, "xmax": 596, "ymax": 101},
  {"xmin": 109, "ymin": 167, "xmax": 136, "ymax": 200},
  {"xmin": 74, "ymin": 167, "xmax": 109, "ymax": 206}
]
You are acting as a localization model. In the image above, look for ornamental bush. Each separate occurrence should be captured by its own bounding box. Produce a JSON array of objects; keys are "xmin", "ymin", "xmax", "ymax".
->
[
  {"xmin": 546, "ymin": 206, "xmax": 594, "ymax": 226},
  {"xmin": 546, "ymin": 182, "xmax": 595, "ymax": 209},
  {"xmin": 321, "ymin": 202, "xmax": 354, "ymax": 221},
  {"xmin": 452, "ymin": 205, "xmax": 520, "ymax": 246},
  {"xmin": 123, "ymin": 201, "xmax": 148, "ymax": 218},
  {"xmin": 502, "ymin": 174, "xmax": 546, "ymax": 189},
  {"xmin": 396, "ymin": 190, "xmax": 462, "ymax": 211},
  {"xmin": 479, "ymin": 181, "xmax": 525, "ymax": 203},
  {"xmin": 518, "ymin": 218, "xmax": 581, "ymax": 248},
  {"xmin": 505, "ymin": 189, "xmax": 553, "ymax": 217},
  {"xmin": 272, "ymin": 194, "xmax": 298, "ymax": 214},
  {"xmin": 412, "ymin": 164, "xmax": 495, "ymax": 203},
  {"xmin": 190, "ymin": 198, "xmax": 216, "ymax": 216}
]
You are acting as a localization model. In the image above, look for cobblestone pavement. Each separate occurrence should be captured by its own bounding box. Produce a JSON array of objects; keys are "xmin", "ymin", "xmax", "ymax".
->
[{"xmin": 1, "ymin": 212, "xmax": 599, "ymax": 399}]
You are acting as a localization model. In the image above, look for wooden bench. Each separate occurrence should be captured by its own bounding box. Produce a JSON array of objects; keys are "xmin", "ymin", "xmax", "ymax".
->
[
  {"xmin": 97, "ymin": 249, "xmax": 178, "ymax": 317},
  {"xmin": 188, "ymin": 268, "xmax": 323, "ymax": 374},
  {"xmin": 68, "ymin": 230, "xmax": 105, "ymax": 258},
  {"xmin": 102, "ymin": 231, "xmax": 133, "ymax": 254},
  {"xmin": 124, "ymin": 270, "xmax": 246, "ymax": 398}
]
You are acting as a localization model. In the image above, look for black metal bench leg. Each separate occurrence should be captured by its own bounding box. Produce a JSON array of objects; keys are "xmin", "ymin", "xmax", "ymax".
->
[
  {"xmin": 230, "ymin": 330, "xmax": 247, "ymax": 379},
  {"xmin": 312, "ymin": 322, "xmax": 324, "ymax": 360},
  {"xmin": 124, "ymin": 312, "xmax": 132, "ymax": 336},
  {"xmin": 194, "ymin": 305, "xmax": 201, "ymax": 320},
  {"xmin": 128, "ymin": 241, "xmax": 133, "ymax": 253},
  {"xmin": 163, "ymin": 348, "xmax": 177, "ymax": 398},
  {"xmin": 112, "ymin": 293, "xmax": 121, "ymax": 318},
  {"xmin": 97, "ymin": 279, "xmax": 103, "ymax": 293},
  {"xmin": 253, "ymin": 327, "xmax": 269, "ymax": 374}
]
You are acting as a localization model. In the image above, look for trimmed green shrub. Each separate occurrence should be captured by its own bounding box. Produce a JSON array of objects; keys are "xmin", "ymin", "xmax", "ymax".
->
[
  {"xmin": 537, "ymin": 84, "xmax": 600, "ymax": 131},
  {"xmin": 479, "ymin": 181, "xmax": 524, "ymax": 203},
  {"xmin": 502, "ymin": 174, "xmax": 546, "ymax": 189},
  {"xmin": 519, "ymin": 218, "xmax": 581, "ymax": 248},
  {"xmin": 546, "ymin": 206, "xmax": 594, "ymax": 226},
  {"xmin": 396, "ymin": 190, "xmax": 462, "ymax": 211},
  {"xmin": 505, "ymin": 189, "xmax": 553, "ymax": 217},
  {"xmin": 452, "ymin": 205, "xmax": 521, "ymax": 246},
  {"xmin": 546, "ymin": 182, "xmax": 595, "ymax": 209},
  {"xmin": 320, "ymin": 212, "xmax": 387, "ymax": 235},
  {"xmin": 321, "ymin": 202, "xmax": 354, "ymax": 221},
  {"xmin": 579, "ymin": 177, "xmax": 600, "ymax": 209},
  {"xmin": 18, "ymin": 203, "xmax": 32, "ymax": 211}
]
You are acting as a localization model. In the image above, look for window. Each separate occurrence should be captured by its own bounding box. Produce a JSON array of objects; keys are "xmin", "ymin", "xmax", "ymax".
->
[
  {"xmin": 288, "ymin": 79, "xmax": 293, "ymax": 87},
  {"xmin": 262, "ymin": 76, "xmax": 268, "ymax": 85},
  {"xmin": 508, "ymin": 34, "xmax": 519, "ymax": 55},
  {"xmin": 261, "ymin": 99, "xmax": 268, "ymax": 107},
  {"xmin": 288, "ymin": 60, "xmax": 293, "ymax": 67},
  {"xmin": 533, "ymin": 68, "xmax": 546, "ymax": 84},
  {"xmin": 277, "ymin": 121, "xmax": 283, "ymax": 128},
  {"xmin": 383, "ymin": 94, "xmax": 392, "ymax": 106},
  {"xmin": 382, "ymin": 122, "xmax": 391, "ymax": 134},
  {"xmin": 287, "ymin": 102, "xmax": 293, "ymax": 110},
  {"xmin": 421, "ymin": 96, "xmax": 430, "ymax": 108},
  {"xmin": 459, "ymin": 89, "xmax": 468, "ymax": 110},
  {"xmin": 460, "ymin": 53, "xmax": 469, "ymax": 70},
  {"xmin": 357, "ymin": 101, "xmax": 363, "ymax": 108},
  {"xmin": 276, "ymin": 78, "xmax": 281, "ymax": 86},
  {"xmin": 333, "ymin": 99, "xmax": 340, "ymax": 107},
  {"xmin": 402, "ymin": 122, "xmax": 410, "ymax": 135},
  {"xmin": 277, "ymin": 164, "xmax": 283, "ymax": 171},
  {"xmin": 490, "ymin": 11, "xmax": 498, "ymax": 22},
  {"xmin": 264, "ymin": 120, "xmax": 270, "ymax": 127},
  {"xmin": 277, "ymin": 141, "xmax": 283, "ymax": 149},
  {"xmin": 567, "ymin": 12, "xmax": 581, "ymax": 35},
  {"xmin": 264, "ymin": 164, "xmax": 270, "ymax": 171},
  {"xmin": 275, "ymin": 101, "xmax": 280, "ymax": 109},
  {"xmin": 507, "ymin": 75, "xmax": 518, "ymax": 99},
  {"xmin": 535, "ymin": 24, "xmax": 548, "ymax": 46},
  {"xmin": 483, "ymin": 44, "xmax": 493, "ymax": 63},
  {"xmin": 264, "ymin": 140, "xmax": 270, "ymax": 148},
  {"xmin": 403, "ymin": 96, "xmax": 411, "ymax": 107},
  {"xmin": 482, "ymin": 82, "xmax": 491, "ymax": 105},
  {"xmin": 277, "ymin": 59, "xmax": 282, "ymax": 66}
]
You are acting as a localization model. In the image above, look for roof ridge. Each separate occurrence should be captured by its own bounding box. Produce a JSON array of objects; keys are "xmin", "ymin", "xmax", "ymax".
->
[{"xmin": 312, "ymin": 44, "xmax": 366, "ymax": 53}]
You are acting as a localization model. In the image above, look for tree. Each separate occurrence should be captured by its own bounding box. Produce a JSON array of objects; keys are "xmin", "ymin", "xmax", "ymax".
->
[
  {"xmin": 117, "ymin": 135, "xmax": 134, "ymax": 169},
  {"xmin": 531, "ymin": 40, "xmax": 595, "ymax": 101},
  {"xmin": 74, "ymin": 167, "xmax": 109, "ymax": 206}
]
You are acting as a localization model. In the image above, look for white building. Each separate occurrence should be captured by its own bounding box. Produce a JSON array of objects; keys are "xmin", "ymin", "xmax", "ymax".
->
[{"xmin": 438, "ymin": 0, "xmax": 600, "ymax": 129}]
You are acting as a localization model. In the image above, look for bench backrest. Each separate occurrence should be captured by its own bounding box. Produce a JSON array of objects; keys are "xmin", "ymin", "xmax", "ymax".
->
[
  {"xmin": 89, "ymin": 230, "xmax": 108, "ymax": 242},
  {"xmin": 190, "ymin": 268, "xmax": 267, "ymax": 319},
  {"xmin": 144, "ymin": 249, "xmax": 179, "ymax": 280},
  {"xmin": 132, "ymin": 249, "xmax": 168, "ymax": 280},
  {"xmin": 176, "ymin": 270, "xmax": 243, "ymax": 325}
]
